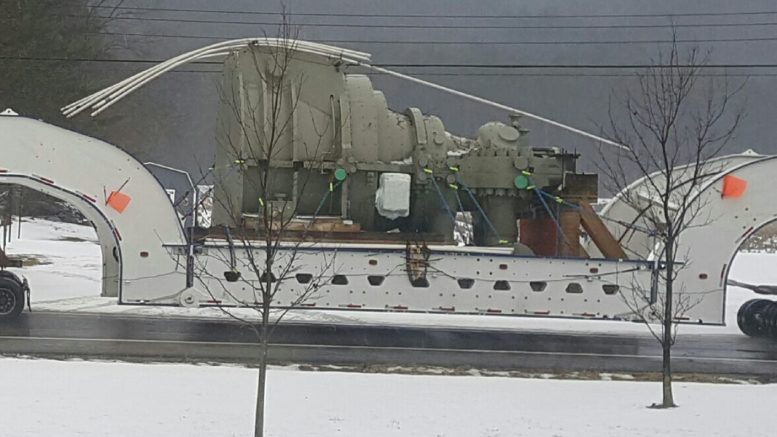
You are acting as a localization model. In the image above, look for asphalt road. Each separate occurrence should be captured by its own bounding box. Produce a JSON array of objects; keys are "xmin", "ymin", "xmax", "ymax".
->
[{"xmin": 1, "ymin": 311, "xmax": 776, "ymax": 376}]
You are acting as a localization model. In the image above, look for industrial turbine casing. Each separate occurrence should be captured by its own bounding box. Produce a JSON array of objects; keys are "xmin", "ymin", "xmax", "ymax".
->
[{"xmin": 210, "ymin": 46, "xmax": 584, "ymax": 246}]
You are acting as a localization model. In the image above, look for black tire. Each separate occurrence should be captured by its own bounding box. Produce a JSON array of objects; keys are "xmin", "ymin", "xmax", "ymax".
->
[
  {"xmin": 737, "ymin": 299, "xmax": 771, "ymax": 337},
  {"xmin": 765, "ymin": 301, "xmax": 777, "ymax": 339},
  {"xmin": 0, "ymin": 276, "xmax": 24, "ymax": 321}
]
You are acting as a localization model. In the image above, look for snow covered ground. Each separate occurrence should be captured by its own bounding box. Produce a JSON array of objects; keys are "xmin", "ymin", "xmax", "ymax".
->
[
  {"xmin": 4, "ymin": 218, "xmax": 101, "ymax": 302},
  {"xmin": 1, "ymin": 356, "xmax": 775, "ymax": 437},
  {"xmin": 5, "ymin": 218, "xmax": 777, "ymax": 335}
]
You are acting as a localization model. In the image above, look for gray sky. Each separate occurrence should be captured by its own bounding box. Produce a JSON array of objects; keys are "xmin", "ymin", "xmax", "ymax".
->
[{"xmin": 99, "ymin": 0, "xmax": 777, "ymax": 176}]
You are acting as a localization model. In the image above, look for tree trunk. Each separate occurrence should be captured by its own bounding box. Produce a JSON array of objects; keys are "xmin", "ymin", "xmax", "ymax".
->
[
  {"xmin": 660, "ymin": 241, "xmax": 676, "ymax": 408},
  {"xmin": 255, "ymin": 345, "xmax": 268, "ymax": 437},
  {"xmin": 255, "ymin": 310, "xmax": 271, "ymax": 437},
  {"xmin": 254, "ymin": 217, "xmax": 274, "ymax": 437},
  {"xmin": 661, "ymin": 335, "xmax": 675, "ymax": 407}
]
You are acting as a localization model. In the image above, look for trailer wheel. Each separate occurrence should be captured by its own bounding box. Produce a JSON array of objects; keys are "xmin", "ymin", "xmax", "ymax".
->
[
  {"xmin": 737, "ymin": 299, "xmax": 773, "ymax": 337},
  {"xmin": 0, "ymin": 276, "xmax": 24, "ymax": 321}
]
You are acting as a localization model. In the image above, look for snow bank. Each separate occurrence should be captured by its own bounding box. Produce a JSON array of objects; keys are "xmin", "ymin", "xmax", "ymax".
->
[
  {"xmin": 0, "ymin": 357, "xmax": 774, "ymax": 437},
  {"xmin": 5, "ymin": 218, "xmax": 100, "ymax": 302}
]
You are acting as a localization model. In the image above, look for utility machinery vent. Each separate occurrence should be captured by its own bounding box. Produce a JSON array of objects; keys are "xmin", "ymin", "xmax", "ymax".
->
[
  {"xmin": 566, "ymin": 283, "xmax": 583, "ymax": 294},
  {"xmin": 296, "ymin": 273, "xmax": 313, "ymax": 284},
  {"xmin": 493, "ymin": 280, "xmax": 511, "ymax": 291},
  {"xmin": 457, "ymin": 278, "xmax": 475, "ymax": 289},
  {"xmin": 224, "ymin": 271, "xmax": 241, "ymax": 282},
  {"xmin": 530, "ymin": 281, "xmax": 547, "ymax": 292},
  {"xmin": 260, "ymin": 271, "xmax": 277, "ymax": 283},
  {"xmin": 602, "ymin": 284, "xmax": 620, "ymax": 295},
  {"xmin": 367, "ymin": 275, "xmax": 385, "ymax": 286},
  {"xmin": 332, "ymin": 275, "xmax": 349, "ymax": 285},
  {"xmin": 411, "ymin": 277, "xmax": 430, "ymax": 288}
]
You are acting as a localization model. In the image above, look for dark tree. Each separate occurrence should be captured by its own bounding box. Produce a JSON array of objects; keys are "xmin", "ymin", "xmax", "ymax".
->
[{"xmin": 600, "ymin": 36, "xmax": 743, "ymax": 408}]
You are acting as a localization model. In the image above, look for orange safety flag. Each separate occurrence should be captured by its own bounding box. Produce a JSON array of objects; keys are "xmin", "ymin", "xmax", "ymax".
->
[
  {"xmin": 721, "ymin": 174, "xmax": 747, "ymax": 199},
  {"xmin": 107, "ymin": 191, "xmax": 131, "ymax": 213}
]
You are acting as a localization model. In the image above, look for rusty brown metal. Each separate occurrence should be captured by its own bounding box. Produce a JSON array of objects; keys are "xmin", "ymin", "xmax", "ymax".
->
[
  {"xmin": 519, "ymin": 216, "xmax": 558, "ymax": 256},
  {"xmin": 560, "ymin": 173, "xmax": 598, "ymax": 204},
  {"xmin": 559, "ymin": 210, "xmax": 582, "ymax": 257},
  {"xmin": 579, "ymin": 202, "xmax": 628, "ymax": 260},
  {"xmin": 518, "ymin": 211, "xmax": 584, "ymax": 258}
]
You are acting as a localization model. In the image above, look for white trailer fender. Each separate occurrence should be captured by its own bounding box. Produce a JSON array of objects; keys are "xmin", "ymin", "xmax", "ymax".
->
[
  {"xmin": 0, "ymin": 115, "xmax": 189, "ymax": 302},
  {"xmin": 593, "ymin": 153, "xmax": 777, "ymax": 324},
  {"xmin": 588, "ymin": 151, "xmax": 764, "ymax": 259},
  {"xmin": 669, "ymin": 156, "xmax": 777, "ymax": 324}
]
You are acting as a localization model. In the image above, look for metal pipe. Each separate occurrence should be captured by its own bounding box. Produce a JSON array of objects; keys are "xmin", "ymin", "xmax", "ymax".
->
[{"xmin": 63, "ymin": 39, "xmax": 370, "ymax": 118}]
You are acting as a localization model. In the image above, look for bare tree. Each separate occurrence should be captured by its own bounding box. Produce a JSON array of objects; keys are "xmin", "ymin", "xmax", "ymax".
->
[
  {"xmin": 599, "ymin": 36, "xmax": 743, "ymax": 408},
  {"xmin": 193, "ymin": 17, "xmax": 340, "ymax": 437}
]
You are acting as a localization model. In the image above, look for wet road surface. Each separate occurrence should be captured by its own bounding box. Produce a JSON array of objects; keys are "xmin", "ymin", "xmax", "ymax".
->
[{"xmin": 1, "ymin": 312, "xmax": 776, "ymax": 375}]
